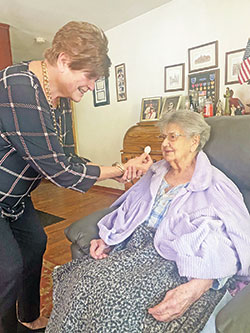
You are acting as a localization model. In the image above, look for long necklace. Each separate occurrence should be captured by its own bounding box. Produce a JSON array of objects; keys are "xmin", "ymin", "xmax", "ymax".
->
[{"xmin": 41, "ymin": 61, "xmax": 63, "ymax": 146}]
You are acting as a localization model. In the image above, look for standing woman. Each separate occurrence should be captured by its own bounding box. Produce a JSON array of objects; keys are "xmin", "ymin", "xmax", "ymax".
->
[{"xmin": 0, "ymin": 21, "xmax": 152, "ymax": 332}]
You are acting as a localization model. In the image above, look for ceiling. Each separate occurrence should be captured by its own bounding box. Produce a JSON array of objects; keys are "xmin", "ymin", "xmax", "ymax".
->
[{"xmin": 0, "ymin": 0, "xmax": 172, "ymax": 63}]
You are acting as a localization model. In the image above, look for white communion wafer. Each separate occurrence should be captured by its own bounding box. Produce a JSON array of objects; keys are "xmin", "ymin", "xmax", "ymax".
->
[{"xmin": 144, "ymin": 146, "xmax": 151, "ymax": 154}]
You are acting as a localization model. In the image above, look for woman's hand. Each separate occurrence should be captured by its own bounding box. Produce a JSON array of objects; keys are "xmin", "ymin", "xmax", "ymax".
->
[
  {"xmin": 125, "ymin": 152, "xmax": 153, "ymax": 174},
  {"xmin": 115, "ymin": 153, "xmax": 153, "ymax": 183},
  {"xmin": 98, "ymin": 153, "xmax": 153, "ymax": 182},
  {"xmin": 148, "ymin": 279, "xmax": 213, "ymax": 322},
  {"xmin": 89, "ymin": 238, "xmax": 112, "ymax": 260},
  {"xmin": 123, "ymin": 153, "xmax": 153, "ymax": 181}
]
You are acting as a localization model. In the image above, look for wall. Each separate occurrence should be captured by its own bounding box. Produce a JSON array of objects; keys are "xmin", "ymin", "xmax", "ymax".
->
[{"xmin": 74, "ymin": 0, "xmax": 250, "ymax": 189}]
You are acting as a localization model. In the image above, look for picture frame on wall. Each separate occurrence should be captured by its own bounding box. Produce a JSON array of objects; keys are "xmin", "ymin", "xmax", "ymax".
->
[
  {"xmin": 164, "ymin": 63, "xmax": 185, "ymax": 92},
  {"xmin": 160, "ymin": 95, "xmax": 182, "ymax": 118},
  {"xmin": 93, "ymin": 77, "xmax": 110, "ymax": 107},
  {"xmin": 140, "ymin": 97, "xmax": 162, "ymax": 122},
  {"xmin": 188, "ymin": 68, "xmax": 220, "ymax": 106},
  {"xmin": 115, "ymin": 63, "xmax": 127, "ymax": 101},
  {"xmin": 225, "ymin": 48, "xmax": 245, "ymax": 84},
  {"xmin": 188, "ymin": 40, "xmax": 218, "ymax": 73}
]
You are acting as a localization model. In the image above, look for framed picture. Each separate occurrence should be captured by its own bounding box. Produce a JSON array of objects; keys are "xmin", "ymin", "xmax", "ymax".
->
[
  {"xmin": 140, "ymin": 97, "xmax": 162, "ymax": 122},
  {"xmin": 160, "ymin": 95, "xmax": 182, "ymax": 117},
  {"xmin": 225, "ymin": 48, "xmax": 245, "ymax": 84},
  {"xmin": 188, "ymin": 40, "xmax": 218, "ymax": 73},
  {"xmin": 93, "ymin": 77, "xmax": 110, "ymax": 107},
  {"xmin": 115, "ymin": 63, "xmax": 127, "ymax": 101},
  {"xmin": 164, "ymin": 63, "xmax": 185, "ymax": 92},
  {"xmin": 188, "ymin": 68, "xmax": 220, "ymax": 106}
]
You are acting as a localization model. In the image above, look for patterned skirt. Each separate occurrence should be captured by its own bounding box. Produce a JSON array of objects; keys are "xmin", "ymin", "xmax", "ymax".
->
[{"xmin": 46, "ymin": 224, "xmax": 226, "ymax": 333}]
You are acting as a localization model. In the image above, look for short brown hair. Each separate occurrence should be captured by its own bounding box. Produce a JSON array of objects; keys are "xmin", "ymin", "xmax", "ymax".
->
[{"xmin": 44, "ymin": 21, "xmax": 111, "ymax": 78}]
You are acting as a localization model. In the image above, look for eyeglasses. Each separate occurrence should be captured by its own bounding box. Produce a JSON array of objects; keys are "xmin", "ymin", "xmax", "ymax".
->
[{"xmin": 158, "ymin": 132, "xmax": 185, "ymax": 142}]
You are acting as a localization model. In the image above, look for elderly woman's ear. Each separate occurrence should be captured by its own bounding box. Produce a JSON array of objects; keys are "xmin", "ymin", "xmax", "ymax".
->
[{"xmin": 190, "ymin": 134, "xmax": 200, "ymax": 153}]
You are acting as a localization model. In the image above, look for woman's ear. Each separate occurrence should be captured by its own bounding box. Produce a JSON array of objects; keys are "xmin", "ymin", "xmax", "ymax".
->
[
  {"xmin": 191, "ymin": 134, "xmax": 200, "ymax": 152},
  {"xmin": 57, "ymin": 52, "xmax": 71, "ymax": 73}
]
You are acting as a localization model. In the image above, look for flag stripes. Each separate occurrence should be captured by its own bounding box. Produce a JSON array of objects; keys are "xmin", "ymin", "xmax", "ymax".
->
[{"xmin": 238, "ymin": 38, "xmax": 250, "ymax": 84}]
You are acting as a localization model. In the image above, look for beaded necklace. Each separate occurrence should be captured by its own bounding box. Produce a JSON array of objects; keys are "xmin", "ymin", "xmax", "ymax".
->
[{"xmin": 41, "ymin": 60, "xmax": 63, "ymax": 145}]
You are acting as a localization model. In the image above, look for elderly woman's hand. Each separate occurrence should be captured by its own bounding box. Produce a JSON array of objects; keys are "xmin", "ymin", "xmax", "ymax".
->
[
  {"xmin": 123, "ymin": 152, "xmax": 153, "ymax": 181},
  {"xmin": 90, "ymin": 238, "xmax": 112, "ymax": 260},
  {"xmin": 148, "ymin": 279, "xmax": 213, "ymax": 322}
]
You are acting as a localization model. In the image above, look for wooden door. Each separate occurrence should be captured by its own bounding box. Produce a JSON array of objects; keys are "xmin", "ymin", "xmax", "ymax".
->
[{"xmin": 0, "ymin": 23, "xmax": 12, "ymax": 70}]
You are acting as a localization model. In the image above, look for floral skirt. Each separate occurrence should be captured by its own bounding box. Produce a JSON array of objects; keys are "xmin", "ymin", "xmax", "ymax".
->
[{"xmin": 46, "ymin": 225, "xmax": 227, "ymax": 333}]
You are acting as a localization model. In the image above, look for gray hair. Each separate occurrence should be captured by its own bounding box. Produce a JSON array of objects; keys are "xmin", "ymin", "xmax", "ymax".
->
[{"xmin": 157, "ymin": 110, "xmax": 211, "ymax": 152}]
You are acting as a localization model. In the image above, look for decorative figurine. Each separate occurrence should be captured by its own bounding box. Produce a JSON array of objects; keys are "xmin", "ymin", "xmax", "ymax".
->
[
  {"xmin": 224, "ymin": 87, "xmax": 231, "ymax": 116},
  {"xmin": 230, "ymin": 104, "xmax": 236, "ymax": 116},
  {"xmin": 216, "ymin": 99, "xmax": 223, "ymax": 116},
  {"xmin": 229, "ymin": 89, "xmax": 245, "ymax": 115},
  {"xmin": 235, "ymin": 105, "xmax": 243, "ymax": 115},
  {"xmin": 204, "ymin": 97, "xmax": 213, "ymax": 118},
  {"xmin": 184, "ymin": 96, "xmax": 190, "ymax": 111}
]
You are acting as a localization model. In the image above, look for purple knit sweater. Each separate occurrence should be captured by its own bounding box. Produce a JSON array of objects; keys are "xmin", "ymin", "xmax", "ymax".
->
[{"xmin": 98, "ymin": 152, "xmax": 250, "ymax": 279}]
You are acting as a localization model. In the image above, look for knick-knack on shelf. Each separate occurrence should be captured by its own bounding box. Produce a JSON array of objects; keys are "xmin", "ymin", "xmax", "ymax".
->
[
  {"xmin": 224, "ymin": 87, "xmax": 231, "ymax": 116},
  {"xmin": 216, "ymin": 99, "xmax": 223, "ymax": 116}
]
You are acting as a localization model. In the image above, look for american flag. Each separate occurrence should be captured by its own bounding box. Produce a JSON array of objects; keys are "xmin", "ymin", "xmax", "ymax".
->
[{"xmin": 238, "ymin": 38, "xmax": 250, "ymax": 84}]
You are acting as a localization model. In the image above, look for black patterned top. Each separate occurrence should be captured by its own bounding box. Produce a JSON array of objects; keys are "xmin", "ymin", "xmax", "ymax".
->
[{"xmin": 0, "ymin": 62, "xmax": 100, "ymax": 215}]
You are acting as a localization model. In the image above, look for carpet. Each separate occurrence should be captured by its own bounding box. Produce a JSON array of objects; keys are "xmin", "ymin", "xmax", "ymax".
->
[
  {"xmin": 36, "ymin": 209, "xmax": 64, "ymax": 228},
  {"xmin": 40, "ymin": 259, "xmax": 57, "ymax": 318}
]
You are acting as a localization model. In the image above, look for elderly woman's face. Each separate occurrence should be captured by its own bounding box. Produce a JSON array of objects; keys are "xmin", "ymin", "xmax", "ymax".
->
[{"xmin": 160, "ymin": 123, "xmax": 197, "ymax": 164}]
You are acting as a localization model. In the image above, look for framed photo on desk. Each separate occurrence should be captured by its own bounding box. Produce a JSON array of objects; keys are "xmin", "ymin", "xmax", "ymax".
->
[
  {"xmin": 140, "ymin": 97, "xmax": 162, "ymax": 122},
  {"xmin": 160, "ymin": 95, "xmax": 182, "ymax": 118}
]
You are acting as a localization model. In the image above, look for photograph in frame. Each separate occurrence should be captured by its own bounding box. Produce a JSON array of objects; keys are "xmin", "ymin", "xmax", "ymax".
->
[
  {"xmin": 164, "ymin": 63, "xmax": 185, "ymax": 92},
  {"xmin": 160, "ymin": 95, "xmax": 182, "ymax": 118},
  {"xmin": 188, "ymin": 41, "xmax": 218, "ymax": 73},
  {"xmin": 140, "ymin": 97, "xmax": 162, "ymax": 122},
  {"xmin": 115, "ymin": 63, "xmax": 127, "ymax": 102},
  {"xmin": 93, "ymin": 77, "xmax": 110, "ymax": 107},
  {"xmin": 225, "ymin": 48, "xmax": 245, "ymax": 84}
]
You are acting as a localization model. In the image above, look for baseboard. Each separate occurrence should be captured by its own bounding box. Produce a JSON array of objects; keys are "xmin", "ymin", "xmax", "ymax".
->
[
  {"xmin": 93, "ymin": 185, "xmax": 124, "ymax": 196},
  {"xmin": 41, "ymin": 178, "xmax": 125, "ymax": 196}
]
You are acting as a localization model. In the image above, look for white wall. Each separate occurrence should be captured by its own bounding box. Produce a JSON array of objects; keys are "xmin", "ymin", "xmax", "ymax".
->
[{"xmin": 74, "ymin": 0, "xmax": 250, "ymax": 189}]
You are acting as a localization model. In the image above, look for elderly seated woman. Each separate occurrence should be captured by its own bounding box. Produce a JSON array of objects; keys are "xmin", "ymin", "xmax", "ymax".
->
[{"xmin": 46, "ymin": 110, "xmax": 250, "ymax": 333}]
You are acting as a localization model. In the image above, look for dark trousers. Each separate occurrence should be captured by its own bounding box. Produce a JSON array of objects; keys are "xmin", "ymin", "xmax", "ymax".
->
[{"xmin": 0, "ymin": 197, "xmax": 47, "ymax": 333}]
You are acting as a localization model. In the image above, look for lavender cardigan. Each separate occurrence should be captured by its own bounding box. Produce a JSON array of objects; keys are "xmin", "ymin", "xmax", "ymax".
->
[{"xmin": 98, "ymin": 152, "xmax": 250, "ymax": 279}]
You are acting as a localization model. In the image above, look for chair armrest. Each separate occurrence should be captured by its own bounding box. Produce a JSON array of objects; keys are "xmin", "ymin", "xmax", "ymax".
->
[
  {"xmin": 64, "ymin": 206, "xmax": 117, "ymax": 259},
  {"xmin": 216, "ymin": 283, "xmax": 250, "ymax": 332}
]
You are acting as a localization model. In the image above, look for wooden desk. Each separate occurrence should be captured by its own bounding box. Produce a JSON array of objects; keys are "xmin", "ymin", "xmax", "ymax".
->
[{"xmin": 121, "ymin": 121, "xmax": 162, "ymax": 189}]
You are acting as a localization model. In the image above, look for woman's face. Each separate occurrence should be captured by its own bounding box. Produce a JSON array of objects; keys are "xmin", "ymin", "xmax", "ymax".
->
[
  {"xmin": 59, "ymin": 64, "xmax": 97, "ymax": 102},
  {"xmin": 160, "ymin": 123, "xmax": 198, "ymax": 164}
]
